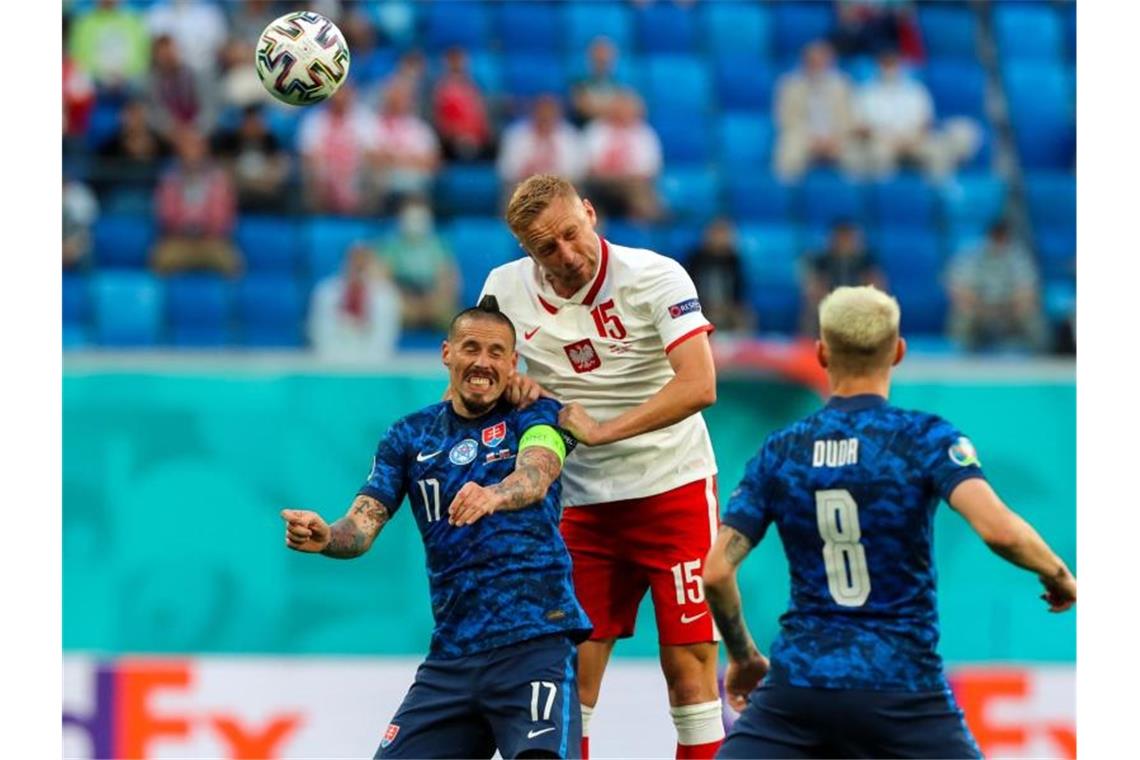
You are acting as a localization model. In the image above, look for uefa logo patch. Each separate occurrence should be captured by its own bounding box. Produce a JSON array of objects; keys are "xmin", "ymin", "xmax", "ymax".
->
[
  {"xmin": 450, "ymin": 438, "xmax": 479, "ymax": 465},
  {"xmin": 668, "ymin": 298, "xmax": 701, "ymax": 319},
  {"xmin": 948, "ymin": 437, "xmax": 981, "ymax": 467},
  {"xmin": 380, "ymin": 723, "xmax": 400, "ymax": 748},
  {"xmin": 482, "ymin": 421, "xmax": 507, "ymax": 448}
]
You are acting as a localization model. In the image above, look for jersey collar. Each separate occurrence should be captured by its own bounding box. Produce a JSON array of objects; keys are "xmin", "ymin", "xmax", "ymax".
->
[
  {"xmin": 826, "ymin": 394, "xmax": 888, "ymax": 411},
  {"xmin": 534, "ymin": 233, "xmax": 610, "ymax": 313}
]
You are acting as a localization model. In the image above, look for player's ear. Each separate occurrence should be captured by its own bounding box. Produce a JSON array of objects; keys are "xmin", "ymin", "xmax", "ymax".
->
[
  {"xmin": 582, "ymin": 197, "xmax": 597, "ymax": 227},
  {"xmin": 815, "ymin": 340, "xmax": 829, "ymax": 369},
  {"xmin": 441, "ymin": 339, "xmax": 452, "ymax": 368},
  {"xmin": 893, "ymin": 337, "xmax": 906, "ymax": 367}
]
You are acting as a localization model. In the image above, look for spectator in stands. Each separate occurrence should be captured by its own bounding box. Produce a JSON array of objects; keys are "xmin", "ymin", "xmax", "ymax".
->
[
  {"xmin": 829, "ymin": 1, "xmax": 925, "ymax": 60},
  {"xmin": 800, "ymin": 219, "xmax": 886, "ymax": 334},
  {"xmin": 68, "ymin": 0, "xmax": 150, "ymax": 93},
  {"xmin": 297, "ymin": 84, "xmax": 380, "ymax": 216},
  {"xmin": 213, "ymin": 105, "xmax": 291, "ymax": 213},
  {"xmin": 375, "ymin": 80, "xmax": 442, "ymax": 212},
  {"xmin": 308, "ymin": 243, "xmax": 401, "ymax": 362},
  {"xmin": 571, "ymin": 37, "xmax": 625, "ymax": 127},
  {"xmin": 145, "ymin": 0, "xmax": 229, "ymax": 77},
  {"xmin": 63, "ymin": 48, "xmax": 95, "ymax": 144},
  {"xmin": 146, "ymin": 34, "xmax": 218, "ymax": 143},
  {"xmin": 685, "ymin": 218, "xmax": 755, "ymax": 334},
  {"xmin": 226, "ymin": 0, "xmax": 280, "ymax": 44},
  {"xmin": 152, "ymin": 128, "xmax": 242, "ymax": 276},
  {"xmin": 218, "ymin": 37, "xmax": 269, "ymax": 110},
  {"xmin": 582, "ymin": 90, "xmax": 663, "ymax": 221},
  {"xmin": 97, "ymin": 97, "xmax": 171, "ymax": 191},
  {"xmin": 63, "ymin": 178, "xmax": 99, "ymax": 271},
  {"xmin": 946, "ymin": 220, "xmax": 1048, "ymax": 352},
  {"xmin": 497, "ymin": 95, "xmax": 585, "ymax": 189},
  {"xmin": 374, "ymin": 197, "xmax": 459, "ymax": 332},
  {"xmin": 773, "ymin": 40, "xmax": 859, "ymax": 181},
  {"xmin": 852, "ymin": 49, "xmax": 979, "ymax": 179},
  {"xmin": 432, "ymin": 47, "xmax": 495, "ymax": 162},
  {"xmin": 378, "ymin": 49, "xmax": 429, "ymax": 117}
]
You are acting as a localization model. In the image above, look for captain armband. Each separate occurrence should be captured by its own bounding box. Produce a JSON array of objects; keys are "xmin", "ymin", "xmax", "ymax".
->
[{"xmin": 518, "ymin": 424, "xmax": 568, "ymax": 465}]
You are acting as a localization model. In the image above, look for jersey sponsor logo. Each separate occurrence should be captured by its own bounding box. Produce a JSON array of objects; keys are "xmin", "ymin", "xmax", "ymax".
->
[
  {"xmin": 524, "ymin": 326, "xmax": 542, "ymax": 340},
  {"xmin": 485, "ymin": 449, "xmax": 514, "ymax": 463},
  {"xmin": 948, "ymin": 436, "xmax": 981, "ymax": 467},
  {"xmin": 667, "ymin": 298, "xmax": 702, "ymax": 319},
  {"xmin": 527, "ymin": 727, "xmax": 556, "ymax": 739},
  {"xmin": 482, "ymin": 421, "xmax": 507, "ymax": 448},
  {"xmin": 449, "ymin": 438, "xmax": 479, "ymax": 466},
  {"xmin": 812, "ymin": 438, "xmax": 860, "ymax": 467},
  {"xmin": 680, "ymin": 611, "xmax": 708, "ymax": 624},
  {"xmin": 563, "ymin": 339, "xmax": 602, "ymax": 374},
  {"xmin": 416, "ymin": 449, "xmax": 442, "ymax": 462},
  {"xmin": 380, "ymin": 723, "xmax": 400, "ymax": 748}
]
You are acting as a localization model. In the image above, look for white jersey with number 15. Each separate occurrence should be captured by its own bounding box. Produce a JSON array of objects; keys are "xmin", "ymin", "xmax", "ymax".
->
[{"xmin": 479, "ymin": 237, "xmax": 718, "ymax": 507}]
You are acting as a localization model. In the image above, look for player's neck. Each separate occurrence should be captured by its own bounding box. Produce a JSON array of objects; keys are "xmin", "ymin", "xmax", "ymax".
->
[{"xmin": 828, "ymin": 374, "xmax": 891, "ymax": 400}]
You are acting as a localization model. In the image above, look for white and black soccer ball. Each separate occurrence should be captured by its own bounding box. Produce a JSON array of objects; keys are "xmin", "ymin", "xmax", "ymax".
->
[{"xmin": 255, "ymin": 11, "xmax": 351, "ymax": 107}]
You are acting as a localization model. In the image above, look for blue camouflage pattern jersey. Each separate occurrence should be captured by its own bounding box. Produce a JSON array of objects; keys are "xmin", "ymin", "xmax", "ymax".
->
[
  {"xmin": 722, "ymin": 394, "xmax": 986, "ymax": 692},
  {"xmin": 359, "ymin": 396, "xmax": 592, "ymax": 660}
]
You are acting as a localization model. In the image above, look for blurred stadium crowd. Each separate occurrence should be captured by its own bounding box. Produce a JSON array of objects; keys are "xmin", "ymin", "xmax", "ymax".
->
[{"xmin": 61, "ymin": 0, "xmax": 1076, "ymax": 357}]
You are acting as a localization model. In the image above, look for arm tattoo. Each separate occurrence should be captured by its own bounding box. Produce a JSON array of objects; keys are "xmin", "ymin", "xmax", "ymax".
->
[
  {"xmin": 706, "ymin": 526, "xmax": 760, "ymax": 661},
  {"xmin": 723, "ymin": 526, "xmax": 755, "ymax": 567},
  {"xmin": 321, "ymin": 495, "xmax": 390, "ymax": 559},
  {"xmin": 490, "ymin": 447, "xmax": 562, "ymax": 512}
]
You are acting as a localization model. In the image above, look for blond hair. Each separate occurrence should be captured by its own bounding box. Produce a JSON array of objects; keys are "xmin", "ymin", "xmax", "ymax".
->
[
  {"xmin": 505, "ymin": 174, "xmax": 580, "ymax": 237},
  {"xmin": 819, "ymin": 286, "xmax": 901, "ymax": 375}
]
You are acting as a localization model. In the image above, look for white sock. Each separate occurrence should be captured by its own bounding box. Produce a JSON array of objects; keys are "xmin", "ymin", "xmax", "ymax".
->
[
  {"xmin": 581, "ymin": 703, "xmax": 594, "ymax": 738},
  {"xmin": 670, "ymin": 699, "xmax": 725, "ymax": 745}
]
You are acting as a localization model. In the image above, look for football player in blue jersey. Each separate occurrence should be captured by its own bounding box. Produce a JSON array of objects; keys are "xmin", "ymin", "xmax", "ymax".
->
[
  {"xmin": 281, "ymin": 300, "xmax": 591, "ymax": 759},
  {"xmin": 703, "ymin": 285, "xmax": 1076, "ymax": 759}
]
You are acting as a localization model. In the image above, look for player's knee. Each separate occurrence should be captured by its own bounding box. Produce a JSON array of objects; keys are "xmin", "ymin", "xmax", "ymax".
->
[{"xmin": 666, "ymin": 676, "xmax": 717, "ymax": 706}]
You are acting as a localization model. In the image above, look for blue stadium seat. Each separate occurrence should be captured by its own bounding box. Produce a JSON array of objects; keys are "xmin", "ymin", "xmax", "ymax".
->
[
  {"xmin": 654, "ymin": 115, "xmax": 713, "ymax": 165},
  {"xmin": 235, "ymin": 216, "xmax": 302, "ymax": 274},
  {"xmin": 442, "ymin": 217, "xmax": 519, "ymax": 309},
  {"xmin": 643, "ymin": 55, "xmax": 712, "ymax": 115},
  {"xmin": 496, "ymin": 1, "xmax": 561, "ymax": 54},
  {"xmin": 91, "ymin": 271, "xmax": 164, "ymax": 347},
  {"xmin": 424, "ymin": 0, "xmax": 490, "ymax": 51},
  {"xmin": 1003, "ymin": 62, "xmax": 1075, "ymax": 169},
  {"xmin": 719, "ymin": 112, "xmax": 775, "ymax": 171},
  {"xmin": 771, "ymin": 2, "xmax": 834, "ymax": 64},
  {"xmin": 86, "ymin": 101, "xmax": 121, "ymax": 151},
  {"xmin": 658, "ymin": 168, "xmax": 721, "ymax": 221},
  {"xmin": 921, "ymin": 61, "xmax": 987, "ymax": 120},
  {"xmin": 1043, "ymin": 278, "xmax": 1075, "ymax": 323},
  {"xmin": 945, "ymin": 224, "xmax": 988, "ymax": 258},
  {"xmin": 896, "ymin": 284, "xmax": 949, "ymax": 335},
  {"xmin": 871, "ymin": 175, "xmax": 937, "ymax": 228},
  {"xmin": 266, "ymin": 107, "xmax": 303, "ymax": 147},
  {"xmin": 565, "ymin": 2, "xmax": 634, "ymax": 55},
  {"xmin": 602, "ymin": 220, "xmax": 657, "ymax": 252},
  {"xmin": 635, "ymin": 2, "xmax": 698, "ymax": 54},
  {"xmin": 800, "ymin": 173, "xmax": 867, "ymax": 227},
  {"xmin": 702, "ymin": 2, "xmax": 772, "ymax": 58},
  {"xmin": 465, "ymin": 51, "xmax": 504, "ymax": 93},
  {"xmin": 101, "ymin": 188, "xmax": 153, "ymax": 217},
  {"xmin": 1063, "ymin": 2, "xmax": 1076, "ymax": 61},
  {"xmin": 713, "ymin": 56, "xmax": 776, "ymax": 111},
  {"xmin": 876, "ymin": 229, "xmax": 947, "ymax": 335},
  {"xmin": 917, "ymin": 5, "xmax": 977, "ymax": 61},
  {"xmin": 63, "ymin": 273, "xmax": 90, "ymax": 327},
  {"xmin": 737, "ymin": 224, "xmax": 800, "ymax": 265},
  {"xmin": 348, "ymin": 48, "xmax": 400, "ymax": 86},
  {"xmin": 165, "ymin": 275, "xmax": 233, "ymax": 347},
  {"xmin": 1035, "ymin": 226, "xmax": 1076, "ymax": 280},
  {"xmin": 434, "ymin": 164, "xmax": 501, "ymax": 217},
  {"xmin": 502, "ymin": 54, "xmax": 566, "ymax": 100},
  {"xmin": 993, "ymin": 4, "xmax": 1064, "ymax": 62},
  {"xmin": 92, "ymin": 214, "xmax": 156, "ymax": 269},
  {"xmin": 737, "ymin": 224, "xmax": 801, "ymax": 334},
  {"xmin": 1024, "ymin": 172, "xmax": 1075, "ymax": 233},
  {"xmin": 725, "ymin": 174, "xmax": 794, "ymax": 223},
  {"xmin": 940, "ymin": 174, "xmax": 1007, "ymax": 226},
  {"xmin": 236, "ymin": 274, "xmax": 305, "ymax": 347},
  {"xmin": 657, "ymin": 223, "xmax": 704, "ymax": 262},
  {"xmin": 305, "ymin": 218, "xmax": 379, "ymax": 281}
]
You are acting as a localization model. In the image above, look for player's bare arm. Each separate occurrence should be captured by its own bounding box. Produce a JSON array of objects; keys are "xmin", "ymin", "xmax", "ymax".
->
[
  {"xmin": 558, "ymin": 332, "xmax": 717, "ymax": 446},
  {"xmin": 948, "ymin": 478, "xmax": 1076, "ymax": 612},
  {"xmin": 280, "ymin": 495, "xmax": 391, "ymax": 559},
  {"xmin": 703, "ymin": 525, "xmax": 770, "ymax": 711},
  {"xmin": 448, "ymin": 445, "xmax": 562, "ymax": 527}
]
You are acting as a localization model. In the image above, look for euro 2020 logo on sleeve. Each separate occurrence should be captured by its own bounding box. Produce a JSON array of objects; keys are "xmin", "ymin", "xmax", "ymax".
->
[
  {"xmin": 948, "ymin": 437, "xmax": 981, "ymax": 467},
  {"xmin": 449, "ymin": 438, "xmax": 479, "ymax": 465}
]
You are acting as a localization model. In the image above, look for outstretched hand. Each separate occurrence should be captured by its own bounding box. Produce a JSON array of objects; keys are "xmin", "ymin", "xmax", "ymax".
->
[{"xmin": 281, "ymin": 509, "xmax": 331, "ymax": 553}]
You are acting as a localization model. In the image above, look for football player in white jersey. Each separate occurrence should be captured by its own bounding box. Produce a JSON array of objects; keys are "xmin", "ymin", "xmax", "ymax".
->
[{"xmin": 479, "ymin": 175, "xmax": 724, "ymax": 759}]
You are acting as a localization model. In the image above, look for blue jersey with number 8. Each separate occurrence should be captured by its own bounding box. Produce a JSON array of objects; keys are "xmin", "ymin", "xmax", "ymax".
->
[{"xmin": 722, "ymin": 394, "xmax": 985, "ymax": 692}]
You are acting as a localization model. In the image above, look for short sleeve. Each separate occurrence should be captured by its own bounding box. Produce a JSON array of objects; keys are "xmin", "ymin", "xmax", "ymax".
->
[
  {"xmin": 918, "ymin": 416, "xmax": 987, "ymax": 500},
  {"xmin": 642, "ymin": 256, "xmax": 714, "ymax": 353},
  {"xmin": 357, "ymin": 421, "xmax": 410, "ymax": 513},
  {"xmin": 721, "ymin": 441, "xmax": 777, "ymax": 544},
  {"xmin": 516, "ymin": 397, "xmax": 579, "ymax": 457}
]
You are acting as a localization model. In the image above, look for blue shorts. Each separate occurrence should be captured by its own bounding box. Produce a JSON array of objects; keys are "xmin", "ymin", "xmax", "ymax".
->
[
  {"xmin": 718, "ymin": 683, "xmax": 981, "ymax": 759},
  {"xmin": 375, "ymin": 634, "xmax": 581, "ymax": 759}
]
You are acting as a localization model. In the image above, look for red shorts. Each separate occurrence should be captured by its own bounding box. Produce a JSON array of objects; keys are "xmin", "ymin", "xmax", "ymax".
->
[{"xmin": 560, "ymin": 476, "xmax": 720, "ymax": 646}]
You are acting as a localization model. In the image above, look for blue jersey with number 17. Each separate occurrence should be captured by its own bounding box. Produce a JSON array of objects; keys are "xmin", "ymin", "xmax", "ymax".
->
[
  {"xmin": 722, "ymin": 394, "xmax": 986, "ymax": 692},
  {"xmin": 358, "ymin": 396, "xmax": 591, "ymax": 660}
]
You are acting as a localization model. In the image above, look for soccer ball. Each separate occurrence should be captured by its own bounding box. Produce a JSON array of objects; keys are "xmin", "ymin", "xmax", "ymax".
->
[{"xmin": 255, "ymin": 11, "xmax": 351, "ymax": 107}]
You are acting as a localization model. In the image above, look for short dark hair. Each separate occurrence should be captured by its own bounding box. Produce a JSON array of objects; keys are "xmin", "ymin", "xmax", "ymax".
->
[{"xmin": 448, "ymin": 296, "xmax": 517, "ymax": 347}]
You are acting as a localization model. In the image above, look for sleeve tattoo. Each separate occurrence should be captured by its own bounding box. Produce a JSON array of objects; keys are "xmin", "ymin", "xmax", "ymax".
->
[
  {"xmin": 321, "ymin": 495, "xmax": 391, "ymax": 559},
  {"xmin": 706, "ymin": 526, "xmax": 760, "ymax": 662},
  {"xmin": 489, "ymin": 446, "xmax": 562, "ymax": 512}
]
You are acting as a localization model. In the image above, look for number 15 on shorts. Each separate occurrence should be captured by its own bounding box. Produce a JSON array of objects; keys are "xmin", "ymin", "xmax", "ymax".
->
[{"xmin": 671, "ymin": 559, "xmax": 706, "ymax": 605}]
